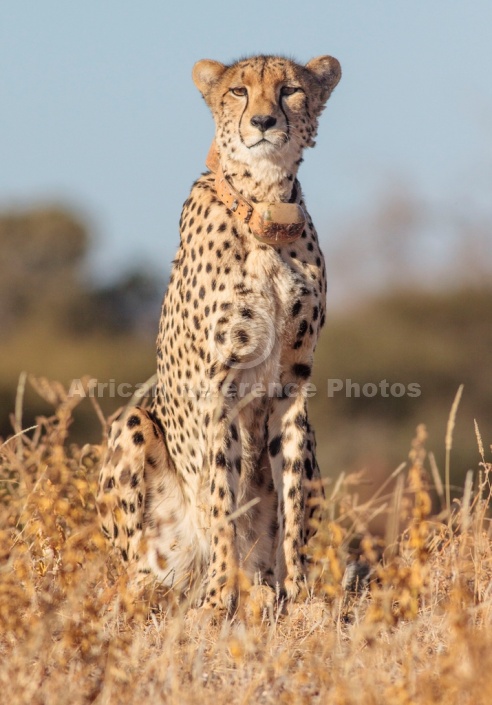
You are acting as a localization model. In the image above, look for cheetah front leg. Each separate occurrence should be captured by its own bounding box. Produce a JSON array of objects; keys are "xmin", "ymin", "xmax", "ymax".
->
[
  {"xmin": 304, "ymin": 420, "xmax": 325, "ymax": 541},
  {"xmin": 202, "ymin": 394, "xmax": 242, "ymax": 613},
  {"xmin": 267, "ymin": 379, "xmax": 313, "ymax": 601}
]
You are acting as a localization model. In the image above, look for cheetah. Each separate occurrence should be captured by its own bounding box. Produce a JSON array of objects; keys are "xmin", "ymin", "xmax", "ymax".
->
[{"xmin": 97, "ymin": 54, "xmax": 341, "ymax": 612}]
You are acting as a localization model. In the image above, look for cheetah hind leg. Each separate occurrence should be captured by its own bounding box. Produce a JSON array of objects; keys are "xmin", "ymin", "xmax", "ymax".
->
[{"xmin": 97, "ymin": 408, "xmax": 195, "ymax": 596}]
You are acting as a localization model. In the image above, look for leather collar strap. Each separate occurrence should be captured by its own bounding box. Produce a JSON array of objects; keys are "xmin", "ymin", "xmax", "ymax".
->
[{"xmin": 205, "ymin": 141, "xmax": 305, "ymax": 246}]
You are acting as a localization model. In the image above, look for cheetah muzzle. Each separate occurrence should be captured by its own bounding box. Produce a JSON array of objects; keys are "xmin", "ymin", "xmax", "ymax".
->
[{"xmin": 97, "ymin": 53, "xmax": 341, "ymax": 613}]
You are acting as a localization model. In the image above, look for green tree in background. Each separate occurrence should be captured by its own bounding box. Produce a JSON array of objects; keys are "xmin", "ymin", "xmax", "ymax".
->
[
  {"xmin": 0, "ymin": 207, "xmax": 88, "ymax": 334},
  {"xmin": 0, "ymin": 206, "xmax": 163, "ymax": 438}
]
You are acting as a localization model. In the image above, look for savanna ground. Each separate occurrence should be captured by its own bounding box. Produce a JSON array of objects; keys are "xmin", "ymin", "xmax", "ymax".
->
[{"xmin": 1, "ymin": 377, "xmax": 492, "ymax": 705}]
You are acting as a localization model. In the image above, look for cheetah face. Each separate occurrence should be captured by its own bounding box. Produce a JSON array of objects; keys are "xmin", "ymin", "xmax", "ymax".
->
[{"xmin": 193, "ymin": 55, "xmax": 341, "ymax": 167}]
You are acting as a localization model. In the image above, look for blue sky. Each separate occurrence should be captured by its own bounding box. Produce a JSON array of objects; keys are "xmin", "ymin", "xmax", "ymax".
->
[{"xmin": 1, "ymin": 1, "xmax": 491, "ymax": 285}]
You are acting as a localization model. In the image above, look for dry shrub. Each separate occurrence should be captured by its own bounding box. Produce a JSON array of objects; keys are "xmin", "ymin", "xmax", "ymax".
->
[{"xmin": 1, "ymin": 377, "xmax": 492, "ymax": 704}]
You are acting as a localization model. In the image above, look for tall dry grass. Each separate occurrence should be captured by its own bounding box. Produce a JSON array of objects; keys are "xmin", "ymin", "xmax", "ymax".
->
[{"xmin": 1, "ymin": 376, "xmax": 491, "ymax": 705}]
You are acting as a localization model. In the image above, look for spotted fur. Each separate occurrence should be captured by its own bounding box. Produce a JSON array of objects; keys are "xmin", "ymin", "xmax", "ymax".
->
[{"xmin": 97, "ymin": 54, "xmax": 341, "ymax": 611}]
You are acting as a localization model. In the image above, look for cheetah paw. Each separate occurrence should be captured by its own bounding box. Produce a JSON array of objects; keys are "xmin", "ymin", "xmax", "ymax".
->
[
  {"xmin": 280, "ymin": 575, "xmax": 305, "ymax": 603},
  {"xmin": 244, "ymin": 584, "xmax": 276, "ymax": 622},
  {"xmin": 203, "ymin": 582, "xmax": 238, "ymax": 616}
]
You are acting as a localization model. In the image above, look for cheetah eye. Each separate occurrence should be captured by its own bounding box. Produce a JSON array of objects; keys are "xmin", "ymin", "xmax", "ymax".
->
[
  {"xmin": 230, "ymin": 87, "xmax": 248, "ymax": 97},
  {"xmin": 280, "ymin": 86, "xmax": 301, "ymax": 97}
]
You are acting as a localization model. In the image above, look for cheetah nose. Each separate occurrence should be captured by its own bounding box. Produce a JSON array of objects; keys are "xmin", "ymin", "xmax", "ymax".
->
[{"xmin": 250, "ymin": 114, "xmax": 277, "ymax": 132}]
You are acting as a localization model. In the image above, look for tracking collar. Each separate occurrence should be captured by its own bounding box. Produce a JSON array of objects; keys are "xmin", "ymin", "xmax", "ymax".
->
[{"xmin": 205, "ymin": 141, "xmax": 305, "ymax": 245}]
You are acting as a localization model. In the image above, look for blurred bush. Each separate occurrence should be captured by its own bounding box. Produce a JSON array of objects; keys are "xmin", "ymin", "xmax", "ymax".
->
[
  {"xmin": 0, "ymin": 206, "xmax": 164, "ymax": 441},
  {"xmin": 312, "ymin": 286, "xmax": 492, "ymax": 485},
  {"xmin": 0, "ymin": 207, "xmax": 88, "ymax": 333}
]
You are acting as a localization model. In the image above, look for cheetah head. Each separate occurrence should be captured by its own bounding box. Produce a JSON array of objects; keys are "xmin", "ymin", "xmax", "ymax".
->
[{"xmin": 193, "ymin": 54, "xmax": 341, "ymax": 171}]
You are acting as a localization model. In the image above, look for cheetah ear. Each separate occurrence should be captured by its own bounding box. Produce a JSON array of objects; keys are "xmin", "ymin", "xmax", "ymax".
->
[
  {"xmin": 193, "ymin": 60, "xmax": 227, "ymax": 101},
  {"xmin": 305, "ymin": 55, "xmax": 342, "ymax": 103}
]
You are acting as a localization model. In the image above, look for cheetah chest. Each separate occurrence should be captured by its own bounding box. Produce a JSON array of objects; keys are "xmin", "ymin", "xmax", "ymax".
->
[{"xmin": 243, "ymin": 242, "xmax": 323, "ymax": 359}]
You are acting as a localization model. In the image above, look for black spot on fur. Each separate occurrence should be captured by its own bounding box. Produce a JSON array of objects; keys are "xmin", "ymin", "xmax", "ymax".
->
[
  {"xmin": 269, "ymin": 435, "xmax": 282, "ymax": 457},
  {"xmin": 127, "ymin": 415, "xmax": 141, "ymax": 429},
  {"xmin": 292, "ymin": 363, "xmax": 311, "ymax": 379},
  {"xmin": 292, "ymin": 300, "xmax": 302, "ymax": 317},
  {"xmin": 304, "ymin": 457, "xmax": 313, "ymax": 480},
  {"xmin": 295, "ymin": 413, "xmax": 307, "ymax": 430},
  {"xmin": 292, "ymin": 459, "xmax": 302, "ymax": 474},
  {"xmin": 132, "ymin": 431, "xmax": 145, "ymax": 445},
  {"xmin": 216, "ymin": 451, "xmax": 227, "ymax": 468}
]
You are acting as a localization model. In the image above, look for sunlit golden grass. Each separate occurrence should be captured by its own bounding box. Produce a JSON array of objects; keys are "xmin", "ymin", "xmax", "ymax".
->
[{"xmin": 1, "ymin": 377, "xmax": 492, "ymax": 705}]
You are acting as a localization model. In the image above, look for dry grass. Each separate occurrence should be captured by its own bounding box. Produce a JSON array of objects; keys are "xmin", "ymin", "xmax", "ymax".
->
[{"xmin": 1, "ymin": 377, "xmax": 492, "ymax": 705}]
